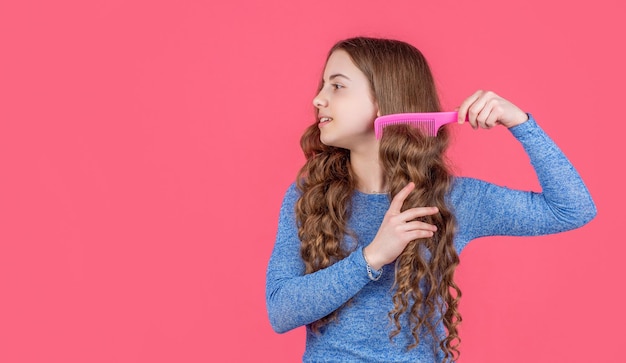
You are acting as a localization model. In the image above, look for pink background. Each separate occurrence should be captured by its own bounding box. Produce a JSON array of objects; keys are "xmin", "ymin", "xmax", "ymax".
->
[{"xmin": 1, "ymin": 0, "xmax": 624, "ymax": 362}]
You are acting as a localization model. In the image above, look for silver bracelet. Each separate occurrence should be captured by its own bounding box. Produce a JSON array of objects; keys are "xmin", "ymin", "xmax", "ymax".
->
[
  {"xmin": 366, "ymin": 264, "xmax": 383, "ymax": 281},
  {"xmin": 363, "ymin": 250, "xmax": 383, "ymax": 281}
]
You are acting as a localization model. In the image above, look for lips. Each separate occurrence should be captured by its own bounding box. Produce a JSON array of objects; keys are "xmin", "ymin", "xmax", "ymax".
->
[{"xmin": 319, "ymin": 117, "xmax": 333, "ymax": 123}]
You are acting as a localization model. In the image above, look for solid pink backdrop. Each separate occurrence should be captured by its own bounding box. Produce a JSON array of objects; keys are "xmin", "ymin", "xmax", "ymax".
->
[{"xmin": 0, "ymin": 0, "xmax": 623, "ymax": 362}]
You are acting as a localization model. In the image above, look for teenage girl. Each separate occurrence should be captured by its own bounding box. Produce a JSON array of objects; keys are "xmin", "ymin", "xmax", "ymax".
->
[{"xmin": 266, "ymin": 37, "xmax": 596, "ymax": 362}]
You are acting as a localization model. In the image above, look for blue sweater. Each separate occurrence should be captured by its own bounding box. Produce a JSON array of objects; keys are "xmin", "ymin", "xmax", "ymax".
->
[{"xmin": 266, "ymin": 116, "xmax": 596, "ymax": 362}]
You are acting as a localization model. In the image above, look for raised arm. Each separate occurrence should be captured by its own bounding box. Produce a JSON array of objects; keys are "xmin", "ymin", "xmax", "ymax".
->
[{"xmin": 452, "ymin": 91, "xmax": 596, "ymax": 246}]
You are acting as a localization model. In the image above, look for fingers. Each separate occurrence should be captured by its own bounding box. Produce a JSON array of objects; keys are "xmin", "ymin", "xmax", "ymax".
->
[
  {"xmin": 389, "ymin": 182, "xmax": 415, "ymax": 214},
  {"xmin": 457, "ymin": 90, "xmax": 482, "ymax": 126},
  {"xmin": 397, "ymin": 209, "xmax": 439, "ymax": 238},
  {"xmin": 458, "ymin": 90, "xmax": 528, "ymax": 129},
  {"xmin": 399, "ymin": 206, "xmax": 439, "ymax": 223},
  {"xmin": 458, "ymin": 90, "xmax": 494, "ymax": 129},
  {"xmin": 460, "ymin": 90, "xmax": 500, "ymax": 129},
  {"xmin": 405, "ymin": 229, "xmax": 435, "ymax": 240},
  {"xmin": 370, "ymin": 186, "xmax": 440, "ymax": 267},
  {"xmin": 387, "ymin": 183, "xmax": 439, "ymax": 240},
  {"xmin": 403, "ymin": 220, "xmax": 437, "ymax": 233},
  {"xmin": 476, "ymin": 101, "xmax": 497, "ymax": 129}
]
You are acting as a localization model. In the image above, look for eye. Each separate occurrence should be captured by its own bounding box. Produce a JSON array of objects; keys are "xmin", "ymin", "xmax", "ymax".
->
[{"xmin": 331, "ymin": 83, "xmax": 344, "ymax": 90}]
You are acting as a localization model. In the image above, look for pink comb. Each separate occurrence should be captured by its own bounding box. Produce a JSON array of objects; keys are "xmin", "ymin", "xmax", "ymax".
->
[{"xmin": 374, "ymin": 111, "xmax": 460, "ymax": 139}]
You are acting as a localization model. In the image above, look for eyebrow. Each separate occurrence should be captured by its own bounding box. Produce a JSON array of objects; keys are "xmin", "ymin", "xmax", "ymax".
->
[{"xmin": 328, "ymin": 73, "xmax": 351, "ymax": 81}]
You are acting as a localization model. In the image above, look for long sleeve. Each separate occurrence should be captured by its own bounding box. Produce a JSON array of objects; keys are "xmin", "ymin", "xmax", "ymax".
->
[
  {"xmin": 450, "ymin": 114, "xmax": 597, "ymax": 251},
  {"xmin": 265, "ymin": 184, "xmax": 373, "ymax": 334},
  {"xmin": 265, "ymin": 114, "xmax": 597, "ymax": 362}
]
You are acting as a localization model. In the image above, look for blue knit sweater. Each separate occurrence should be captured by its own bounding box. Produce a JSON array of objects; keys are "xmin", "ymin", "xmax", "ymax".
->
[{"xmin": 266, "ymin": 116, "xmax": 596, "ymax": 362}]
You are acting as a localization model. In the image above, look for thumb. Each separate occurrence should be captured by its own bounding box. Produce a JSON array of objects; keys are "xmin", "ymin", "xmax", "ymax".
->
[{"xmin": 389, "ymin": 182, "xmax": 415, "ymax": 214}]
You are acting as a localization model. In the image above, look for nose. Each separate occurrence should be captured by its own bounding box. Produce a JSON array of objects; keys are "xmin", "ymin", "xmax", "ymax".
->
[{"xmin": 312, "ymin": 89, "xmax": 328, "ymax": 108}]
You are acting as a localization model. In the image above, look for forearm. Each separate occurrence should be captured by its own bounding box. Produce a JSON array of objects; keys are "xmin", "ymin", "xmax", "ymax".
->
[{"xmin": 266, "ymin": 246, "xmax": 371, "ymax": 333}]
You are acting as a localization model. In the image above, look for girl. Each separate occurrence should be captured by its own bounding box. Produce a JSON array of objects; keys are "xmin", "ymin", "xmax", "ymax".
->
[{"xmin": 266, "ymin": 37, "xmax": 596, "ymax": 362}]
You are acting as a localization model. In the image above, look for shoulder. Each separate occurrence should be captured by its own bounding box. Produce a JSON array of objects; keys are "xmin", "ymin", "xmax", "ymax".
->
[
  {"xmin": 283, "ymin": 182, "xmax": 301, "ymax": 200},
  {"xmin": 278, "ymin": 182, "xmax": 302, "ymax": 212}
]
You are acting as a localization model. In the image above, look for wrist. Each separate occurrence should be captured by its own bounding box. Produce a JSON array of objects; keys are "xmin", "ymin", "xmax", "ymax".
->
[
  {"xmin": 362, "ymin": 247, "xmax": 383, "ymax": 281},
  {"xmin": 363, "ymin": 245, "xmax": 384, "ymax": 270},
  {"xmin": 505, "ymin": 111, "xmax": 529, "ymax": 129}
]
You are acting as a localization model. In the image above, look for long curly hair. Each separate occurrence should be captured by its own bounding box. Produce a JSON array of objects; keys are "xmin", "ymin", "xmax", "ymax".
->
[{"xmin": 295, "ymin": 37, "xmax": 461, "ymax": 361}]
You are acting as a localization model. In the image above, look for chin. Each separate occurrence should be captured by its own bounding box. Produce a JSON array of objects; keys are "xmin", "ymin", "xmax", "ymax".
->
[
  {"xmin": 319, "ymin": 135, "xmax": 334, "ymax": 147},
  {"xmin": 320, "ymin": 133, "xmax": 352, "ymax": 150},
  {"xmin": 320, "ymin": 138, "xmax": 343, "ymax": 149}
]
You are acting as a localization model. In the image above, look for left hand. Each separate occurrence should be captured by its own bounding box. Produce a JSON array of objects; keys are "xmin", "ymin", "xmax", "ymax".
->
[{"xmin": 457, "ymin": 90, "xmax": 529, "ymax": 129}]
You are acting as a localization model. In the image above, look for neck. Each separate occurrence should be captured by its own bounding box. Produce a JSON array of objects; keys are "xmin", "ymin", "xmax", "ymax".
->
[{"xmin": 350, "ymin": 146, "xmax": 386, "ymax": 194}]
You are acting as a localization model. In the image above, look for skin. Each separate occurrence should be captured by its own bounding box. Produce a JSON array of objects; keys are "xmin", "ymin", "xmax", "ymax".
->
[
  {"xmin": 313, "ymin": 50, "xmax": 530, "ymax": 270},
  {"xmin": 313, "ymin": 50, "xmax": 385, "ymax": 194},
  {"xmin": 313, "ymin": 50, "xmax": 380, "ymax": 151}
]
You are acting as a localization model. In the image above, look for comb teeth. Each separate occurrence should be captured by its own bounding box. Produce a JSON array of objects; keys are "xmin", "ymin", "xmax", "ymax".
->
[
  {"xmin": 374, "ymin": 112, "xmax": 459, "ymax": 140},
  {"xmin": 375, "ymin": 118, "xmax": 436, "ymax": 139}
]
